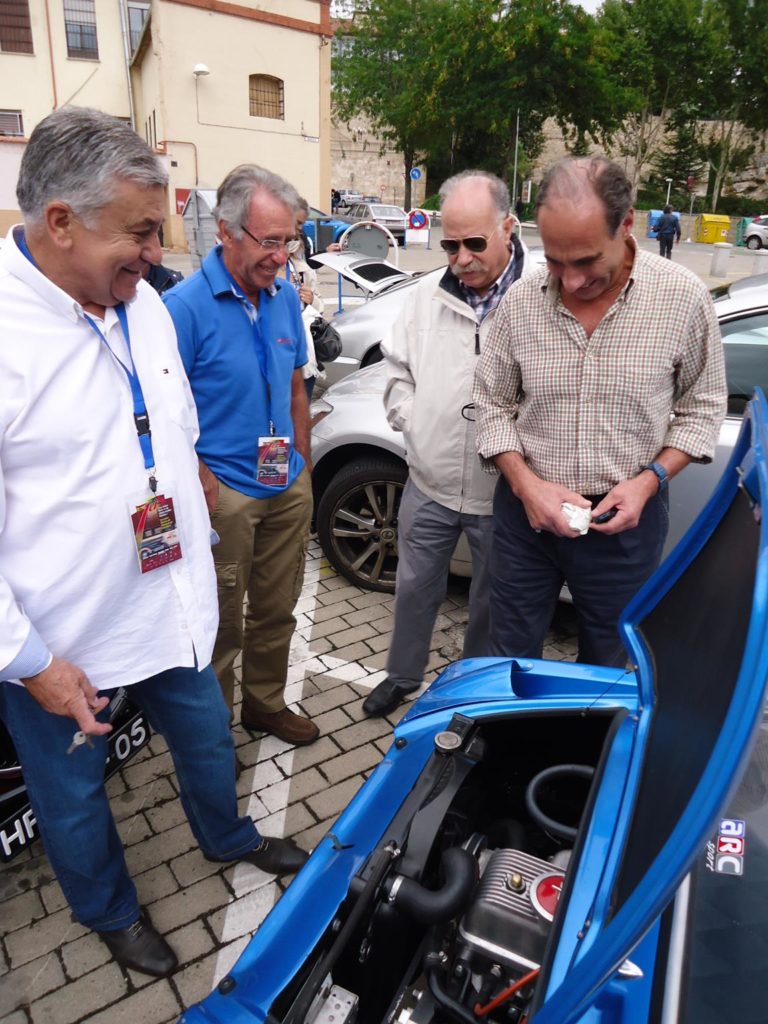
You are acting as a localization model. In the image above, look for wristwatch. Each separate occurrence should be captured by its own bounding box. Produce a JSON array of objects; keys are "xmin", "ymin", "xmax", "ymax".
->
[{"xmin": 639, "ymin": 461, "xmax": 668, "ymax": 492}]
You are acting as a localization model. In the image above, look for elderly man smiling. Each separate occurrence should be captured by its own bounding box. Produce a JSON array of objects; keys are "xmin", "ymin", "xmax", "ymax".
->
[{"xmin": 0, "ymin": 108, "xmax": 306, "ymax": 981}]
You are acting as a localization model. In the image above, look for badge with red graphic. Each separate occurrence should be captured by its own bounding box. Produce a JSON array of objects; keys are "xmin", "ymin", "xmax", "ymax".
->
[
  {"xmin": 530, "ymin": 872, "xmax": 565, "ymax": 922},
  {"xmin": 130, "ymin": 494, "xmax": 183, "ymax": 573}
]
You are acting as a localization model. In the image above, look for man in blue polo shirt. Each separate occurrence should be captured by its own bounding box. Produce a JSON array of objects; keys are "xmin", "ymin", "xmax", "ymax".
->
[{"xmin": 164, "ymin": 165, "xmax": 317, "ymax": 747}]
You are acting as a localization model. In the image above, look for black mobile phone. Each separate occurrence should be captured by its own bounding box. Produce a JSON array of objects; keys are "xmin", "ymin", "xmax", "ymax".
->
[{"xmin": 593, "ymin": 508, "xmax": 618, "ymax": 524}]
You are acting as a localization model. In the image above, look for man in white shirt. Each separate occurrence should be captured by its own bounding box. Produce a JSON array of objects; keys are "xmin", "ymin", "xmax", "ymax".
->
[{"xmin": 0, "ymin": 107, "xmax": 306, "ymax": 979}]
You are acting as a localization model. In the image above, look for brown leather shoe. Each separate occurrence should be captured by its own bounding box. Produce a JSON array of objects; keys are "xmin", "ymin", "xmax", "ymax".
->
[{"xmin": 241, "ymin": 706, "xmax": 319, "ymax": 746}]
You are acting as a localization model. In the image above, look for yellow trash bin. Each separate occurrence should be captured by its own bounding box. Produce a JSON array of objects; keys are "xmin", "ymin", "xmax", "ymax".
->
[{"xmin": 694, "ymin": 214, "xmax": 731, "ymax": 244}]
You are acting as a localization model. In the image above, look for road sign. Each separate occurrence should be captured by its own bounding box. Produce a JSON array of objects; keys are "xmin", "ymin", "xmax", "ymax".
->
[
  {"xmin": 408, "ymin": 209, "xmax": 429, "ymax": 230},
  {"xmin": 521, "ymin": 179, "xmax": 532, "ymax": 203},
  {"xmin": 410, "ymin": 168, "xmax": 422, "ymax": 181}
]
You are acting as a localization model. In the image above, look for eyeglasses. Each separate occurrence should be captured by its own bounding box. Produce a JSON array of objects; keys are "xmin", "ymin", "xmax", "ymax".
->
[
  {"xmin": 240, "ymin": 224, "xmax": 291, "ymax": 252},
  {"xmin": 440, "ymin": 226, "xmax": 499, "ymax": 256}
]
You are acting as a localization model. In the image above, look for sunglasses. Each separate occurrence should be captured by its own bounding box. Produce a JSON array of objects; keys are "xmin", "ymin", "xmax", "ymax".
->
[{"xmin": 439, "ymin": 225, "xmax": 499, "ymax": 256}]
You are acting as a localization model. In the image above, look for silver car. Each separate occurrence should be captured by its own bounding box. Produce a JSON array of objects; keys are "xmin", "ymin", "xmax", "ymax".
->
[
  {"xmin": 745, "ymin": 216, "xmax": 768, "ymax": 250},
  {"xmin": 311, "ymin": 273, "xmax": 768, "ymax": 592},
  {"xmin": 345, "ymin": 202, "xmax": 409, "ymax": 243}
]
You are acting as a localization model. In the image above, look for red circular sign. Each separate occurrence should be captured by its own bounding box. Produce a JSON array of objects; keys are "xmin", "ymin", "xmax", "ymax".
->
[
  {"xmin": 530, "ymin": 872, "xmax": 565, "ymax": 921},
  {"xmin": 408, "ymin": 209, "xmax": 428, "ymax": 230}
]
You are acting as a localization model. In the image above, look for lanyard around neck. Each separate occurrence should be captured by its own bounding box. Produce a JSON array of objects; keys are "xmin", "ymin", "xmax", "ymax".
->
[
  {"xmin": 222, "ymin": 265, "xmax": 276, "ymax": 436},
  {"xmin": 84, "ymin": 305, "xmax": 158, "ymax": 493}
]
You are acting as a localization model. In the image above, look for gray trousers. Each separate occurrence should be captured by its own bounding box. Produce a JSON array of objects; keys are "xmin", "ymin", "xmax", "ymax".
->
[{"xmin": 387, "ymin": 479, "xmax": 493, "ymax": 688}]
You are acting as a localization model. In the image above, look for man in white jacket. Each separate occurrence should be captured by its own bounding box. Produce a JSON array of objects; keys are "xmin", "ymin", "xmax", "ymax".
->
[{"xmin": 363, "ymin": 171, "xmax": 534, "ymax": 717}]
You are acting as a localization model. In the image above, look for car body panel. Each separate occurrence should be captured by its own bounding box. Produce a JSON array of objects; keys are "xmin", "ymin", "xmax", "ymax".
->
[{"xmin": 180, "ymin": 393, "xmax": 768, "ymax": 1024}]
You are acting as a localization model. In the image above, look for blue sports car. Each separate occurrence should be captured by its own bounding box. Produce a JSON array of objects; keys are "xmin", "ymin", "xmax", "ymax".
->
[{"xmin": 181, "ymin": 392, "xmax": 768, "ymax": 1024}]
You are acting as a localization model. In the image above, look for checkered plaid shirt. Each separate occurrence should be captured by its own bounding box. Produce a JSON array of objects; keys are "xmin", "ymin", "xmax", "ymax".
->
[
  {"xmin": 460, "ymin": 251, "xmax": 519, "ymax": 321},
  {"xmin": 473, "ymin": 242, "xmax": 727, "ymax": 493}
]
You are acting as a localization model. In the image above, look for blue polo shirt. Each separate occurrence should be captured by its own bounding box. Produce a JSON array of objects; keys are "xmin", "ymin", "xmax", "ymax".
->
[{"xmin": 164, "ymin": 246, "xmax": 308, "ymax": 498}]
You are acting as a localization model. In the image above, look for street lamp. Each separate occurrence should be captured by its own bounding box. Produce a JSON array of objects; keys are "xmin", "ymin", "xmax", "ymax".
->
[{"xmin": 665, "ymin": 178, "xmax": 673, "ymax": 206}]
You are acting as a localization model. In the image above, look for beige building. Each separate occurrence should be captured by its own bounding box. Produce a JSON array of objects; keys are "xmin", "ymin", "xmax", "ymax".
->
[{"xmin": 0, "ymin": 0, "xmax": 332, "ymax": 247}]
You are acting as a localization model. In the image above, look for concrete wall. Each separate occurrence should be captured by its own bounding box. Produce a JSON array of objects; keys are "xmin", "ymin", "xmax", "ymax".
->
[{"xmin": 331, "ymin": 115, "xmax": 426, "ymax": 209}]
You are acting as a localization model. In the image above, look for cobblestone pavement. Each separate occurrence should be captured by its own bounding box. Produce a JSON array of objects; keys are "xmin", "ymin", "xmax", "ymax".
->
[{"xmin": 0, "ymin": 541, "xmax": 578, "ymax": 1023}]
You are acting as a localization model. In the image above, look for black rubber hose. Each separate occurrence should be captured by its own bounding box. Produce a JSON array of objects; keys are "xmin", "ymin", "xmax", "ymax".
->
[
  {"xmin": 525, "ymin": 763, "xmax": 595, "ymax": 842},
  {"xmin": 426, "ymin": 961, "xmax": 479, "ymax": 1024},
  {"xmin": 390, "ymin": 846, "xmax": 477, "ymax": 924}
]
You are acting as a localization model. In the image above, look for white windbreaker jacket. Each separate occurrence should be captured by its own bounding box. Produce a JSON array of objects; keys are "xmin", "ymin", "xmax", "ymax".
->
[{"xmin": 381, "ymin": 238, "xmax": 534, "ymax": 515}]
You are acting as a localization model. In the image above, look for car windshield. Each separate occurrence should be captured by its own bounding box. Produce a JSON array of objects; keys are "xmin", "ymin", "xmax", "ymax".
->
[
  {"xmin": 722, "ymin": 312, "xmax": 768, "ymax": 415},
  {"xmin": 371, "ymin": 205, "xmax": 405, "ymax": 218}
]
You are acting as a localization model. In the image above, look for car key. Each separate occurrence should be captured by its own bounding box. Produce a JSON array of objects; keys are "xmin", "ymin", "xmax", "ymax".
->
[{"xmin": 66, "ymin": 730, "xmax": 94, "ymax": 754}]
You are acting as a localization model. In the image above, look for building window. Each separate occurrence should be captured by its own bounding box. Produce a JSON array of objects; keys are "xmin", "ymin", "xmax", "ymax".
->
[
  {"xmin": 0, "ymin": 0, "xmax": 33, "ymax": 53},
  {"xmin": 0, "ymin": 109, "xmax": 24, "ymax": 135},
  {"xmin": 249, "ymin": 75, "xmax": 284, "ymax": 120},
  {"xmin": 127, "ymin": 1, "xmax": 148, "ymax": 54},
  {"xmin": 64, "ymin": 0, "xmax": 98, "ymax": 59}
]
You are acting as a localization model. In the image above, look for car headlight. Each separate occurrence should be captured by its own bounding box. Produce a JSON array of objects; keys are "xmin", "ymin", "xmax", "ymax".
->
[{"xmin": 310, "ymin": 397, "xmax": 334, "ymax": 428}]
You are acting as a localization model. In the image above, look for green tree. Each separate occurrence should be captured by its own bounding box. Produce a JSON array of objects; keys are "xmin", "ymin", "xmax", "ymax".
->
[
  {"xmin": 649, "ymin": 104, "xmax": 706, "ymax": 206},
  {"xmin": 333, "ymin": 0, "xmax": 631, "ymax": 205}
]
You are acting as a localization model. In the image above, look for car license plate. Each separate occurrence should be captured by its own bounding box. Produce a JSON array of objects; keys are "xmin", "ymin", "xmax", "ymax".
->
[{"xmin": 0, "ymin": 712, "xmax": 151, "ymax": 863}]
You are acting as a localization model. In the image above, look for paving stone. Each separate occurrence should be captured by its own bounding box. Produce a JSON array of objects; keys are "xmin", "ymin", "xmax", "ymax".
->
[
  {"xmin": 0, "ymin": 952, "xmax": 65, "ymax": 1015},
  {"xmin": 144, "ymin": 798, "xmax": 188, "ymax": 835},
  {"xmin": 105, "ymin": 772, "xmax": 127, "ymax": 797},
  {"xmin": 284, "ymin": 679, "xmax": 319, "ymax": 706},
  {"xmin": 333, "ymin": 716, "xmax": 393, "ymax": 752},
  {"xmin": 207, "ymin": 882, "xmax": 279, "ymax": 942},
  {"xmin": 60, "ymin": 930, "xmax": 112, "ymax": 980},
  {"xmin": 274, "ymin": 735, "xmax": 340, "ymax": 776},
  {"xmin": 221, "ymin": 861, "xmax": 283, "ymax": 899},
  {"xmin": 171, "ymin": 936, "xmax": 250, "ymax": 1007},
  {"xmin": 134, "ymin": 863, "xmax": 180, "ymax": 905},
  {"xmin": 38, "ymin": 878, "xmax": 68, "ymax": 915},
  {"xmin": 119, "ymin": 749, "xmax": 175, "ymax": 790},
  {"xmin": 305, "ymin": 776, "xmax": 366, "ymax": 822},
  {"xmin": 165, "ymin": 918, "xmax": 216, "ymax": 965},
  {"xmin": 340, "ymin": 602, "xmax": 394, "ymax": 629},
  {"xmin": 123, "ymin": 820, "xmax": 197, "ymax": 877},
  {"xmin": 300, "ymin": 683, "xmax": 358, "ymax": 718},
  {"xmin": 27, "ymin": 961, "xmax": 127, "ymax": 1024},
  {"xmin": 260, "ymin": 767, "xmax": 326, "ymax": 812},
  {"xmin": 5, "ymin": 906, "xmax": 88, "ymax": 968},
  {"xmin": 303, "ymin": 615, "xmax": 349, "ymax": 640},
  {"xmin": 349, "ymin": 590, "xmax": 394, "ymax": 609},
  {"xmin": 80, "ymin": 979, "xmax": 181, "ymax": 1024},
  {"xmin": 0, "ymin": 889, "xmax": 45, "ymax": 933},
  {"xmin": 0, "ymin": 856, "xmax": 55, "ymax": 903},
  {"xmin": 116, "ymin": 810, "xmax": 153, "ymax": 847},
  {"xmin": 256, "ymin": 802, "xmax": 316, "ymax": 839},
  {"xmin": 312, "ymin": 660, "xmax": 370, "ymax": 683},
  {"xmin": 365, "ymin": 630, "xmax": 394, "ymax": 653},
  {"xmin": 316, "ymin": 583, "xmax": 364, "ymax": 603},
  {"xmin": 1, "ymin": 1011, "xmax": 28, "ymax": 1024},
  {"xmin": 293, "ymin": 818, "xmax": 333, "ymax": 852},
  {"xmin": 169, "ymin": 848, "xmax": 226, "ymax": 889},
  {"xmin": 320, "ymin": 744, "xmax": 384, "ymax": 786},
  {"xmin": 307, "ymin": 599, "xmax": 355, "ymax": 623},
  {"xmin": 147, "ymin": 875, "xmax": 231, "ymax": 934},
  {"xmin": 359, "ymin": 649, "xmax": 388, "ymax": 671},
  {"xmin": 286, "ymin": 656, "xmax": 328, "ymax": 684},
  {"xmin": 309, "ymin": 707, "xmax": 355, "ymax": 736}
]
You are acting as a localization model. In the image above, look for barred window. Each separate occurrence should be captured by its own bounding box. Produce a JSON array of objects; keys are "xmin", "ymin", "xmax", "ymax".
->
[
  {"xmin": 0, "ymin": 109, "xmax": 24, "ymax": 135},
  {"xmin": 63, "ymin": 0, "xmax": 98, "ymax": 59},
  {"xmin": 249, "ymin": 75, "xmax": 284, "ymax": 120},
  {"xmin": 0, "ymin": 0, "xmax": 33, "ymax": 54},
  {"xmin": 127, "ymin": 1, "xmax": 148, "ymax": 54}
]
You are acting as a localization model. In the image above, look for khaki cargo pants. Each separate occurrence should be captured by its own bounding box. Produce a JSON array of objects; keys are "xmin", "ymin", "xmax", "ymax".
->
[{"xmin": 211, "ymin": 468, "xmax": 312, "ymax": 714}]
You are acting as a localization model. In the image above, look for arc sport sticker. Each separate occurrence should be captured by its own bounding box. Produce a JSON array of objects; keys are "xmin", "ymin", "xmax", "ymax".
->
[{"xmin": 705, "ymin": 818, "xmax": 746, "ymax": 875}]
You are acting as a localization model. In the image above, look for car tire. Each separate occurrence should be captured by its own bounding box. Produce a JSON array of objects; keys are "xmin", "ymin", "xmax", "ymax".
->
[
  {"xmin": 746, "ymin": 235, "xmax": 762, "ymax": 250},
  {"xmin": 316, "ymin": 456, "xmax": 407, "ymax": 592}
]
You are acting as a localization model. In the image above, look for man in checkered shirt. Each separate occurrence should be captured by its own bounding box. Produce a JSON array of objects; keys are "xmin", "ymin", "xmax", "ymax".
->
[{"xmin": 474, "ymin": 156, "xmax": 727, "ymax": 667}]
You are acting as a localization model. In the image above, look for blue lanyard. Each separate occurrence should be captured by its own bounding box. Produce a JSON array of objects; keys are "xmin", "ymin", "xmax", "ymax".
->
[
  {"xmin": 16, "ymin": 229, "xmax": 158, "ymax": 491},
  {"xmin": 84, "ymin": 305, "xmax": 158, "ymax": 493},
  {"xmin": 221, "ymin": 264, "xmax": 276, "ymax": 436}
]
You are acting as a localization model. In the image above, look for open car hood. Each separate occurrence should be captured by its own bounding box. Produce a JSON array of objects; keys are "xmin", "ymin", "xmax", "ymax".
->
[
  {"xmin": 308, "ymin": 251, "xmax": 412, "ymax": 295},
  {"xmin": 531, "ymin": 389, "xmax": 768, "ymax": 1022}
]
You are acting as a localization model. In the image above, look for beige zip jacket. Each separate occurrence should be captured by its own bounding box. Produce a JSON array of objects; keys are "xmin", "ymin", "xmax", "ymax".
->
[{"xmin": 381, "ymin": 238, "xmax": 533, "ymax": 515}]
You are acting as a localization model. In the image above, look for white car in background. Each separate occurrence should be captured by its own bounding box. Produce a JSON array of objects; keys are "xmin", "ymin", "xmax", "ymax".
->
[{"xmin": 311, "ymin": 273, "xmax": 768, "ymax": 592}]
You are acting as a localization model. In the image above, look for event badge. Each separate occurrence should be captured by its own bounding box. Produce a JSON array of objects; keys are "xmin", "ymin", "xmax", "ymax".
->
[
  {"xmin": 257, "ymin": 435, "xmax": 290, "ymax": 487},
  {"xmin": 130, "ymin": 493, "xmax": 183, "ymax": 573}
]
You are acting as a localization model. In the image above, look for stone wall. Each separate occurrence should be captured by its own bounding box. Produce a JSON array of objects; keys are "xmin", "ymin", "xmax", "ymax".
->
[{"xmin": 331, "ymin": 115, "xmax": 427, "ymax": 208}]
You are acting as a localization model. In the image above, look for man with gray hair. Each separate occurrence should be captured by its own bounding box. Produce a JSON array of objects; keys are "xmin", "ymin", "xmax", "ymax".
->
[
  {"xmin": 475, "ymin": 156, "xmax": 727, "ymax": 666},
  {"xmin": 164, "ymin": 165, "xmax": 317, "ymax": 746},
  {"xmin": 362, "ymin": 169, "xmax": 534, "ymax": 718},
  {"xmin": 0, "ymin": 109, "xmax": 306, "ymax": 980}
]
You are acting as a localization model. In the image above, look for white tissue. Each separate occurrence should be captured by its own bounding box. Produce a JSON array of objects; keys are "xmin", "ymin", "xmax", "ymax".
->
[{"xmin": 561, "ymin": 502, "xmax": 592, "ymax": 535}]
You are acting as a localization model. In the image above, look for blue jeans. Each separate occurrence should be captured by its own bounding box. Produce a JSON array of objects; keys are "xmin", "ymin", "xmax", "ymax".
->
[
  {"xmin": 0, "ymin": 664, "xmax": 260, "ymax": 931},
  {"xmin": 489, "ymin": 479, "xmax": 669, "ymax": 667}
]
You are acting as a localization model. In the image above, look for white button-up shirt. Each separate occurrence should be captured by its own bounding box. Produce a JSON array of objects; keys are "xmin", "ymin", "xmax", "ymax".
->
[{"xmin": 0, "ymin": 226, "xmax": 218, "ymax": 690}]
